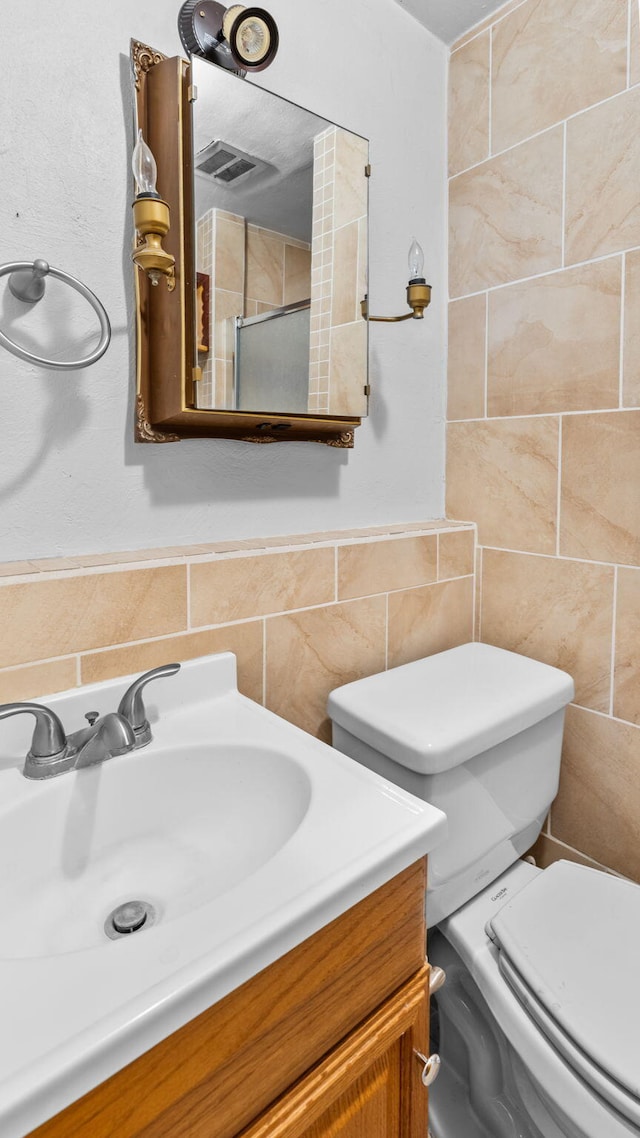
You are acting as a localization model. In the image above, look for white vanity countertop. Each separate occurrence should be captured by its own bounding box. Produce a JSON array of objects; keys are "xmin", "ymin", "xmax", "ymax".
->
[{"xmin": 0, "ymin": 653, "xmax": 447, "ymax": 1137}]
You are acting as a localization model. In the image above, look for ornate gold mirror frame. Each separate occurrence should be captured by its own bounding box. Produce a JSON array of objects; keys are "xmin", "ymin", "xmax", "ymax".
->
[{"xmin": 131, "ymin": 41, "xmax": 360, "ymax": 447}]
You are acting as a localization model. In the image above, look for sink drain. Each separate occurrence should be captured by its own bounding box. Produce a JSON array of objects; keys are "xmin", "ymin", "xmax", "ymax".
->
[{"xmin": 105, "ymin": 900, "xmax": 156, "ymax": 940}]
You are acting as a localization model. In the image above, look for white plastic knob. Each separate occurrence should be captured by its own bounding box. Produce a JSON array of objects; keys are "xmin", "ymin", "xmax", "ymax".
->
[{"xmin": 415, "ymin": 1051, "xmax": 441, "ymax": 1087}]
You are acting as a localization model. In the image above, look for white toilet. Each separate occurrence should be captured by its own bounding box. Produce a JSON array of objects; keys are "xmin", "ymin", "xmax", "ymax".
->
[{"xmin": 328, "ymin": 642, "xmax": 640, "ymax": 1138}]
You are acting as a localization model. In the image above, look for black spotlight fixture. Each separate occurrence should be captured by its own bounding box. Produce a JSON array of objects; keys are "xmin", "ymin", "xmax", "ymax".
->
[{"xmin": 178, "ymin": 1, "xmax": 279, "ymax": 75}]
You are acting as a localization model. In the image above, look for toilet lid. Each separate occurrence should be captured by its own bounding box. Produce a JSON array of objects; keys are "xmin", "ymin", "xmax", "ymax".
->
[{"xmin": 489, "ymin": 861, "xmax": 640, "ymax": 1116}]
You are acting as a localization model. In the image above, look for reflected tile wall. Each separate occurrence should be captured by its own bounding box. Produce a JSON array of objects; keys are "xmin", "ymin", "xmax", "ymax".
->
[
  {"xmin": 196, "ymin": 210, "xmax": 310, "ymax": 411},
  {"xmin": 448, "ymin": 0, "xmax": 640, "ymax": 883},
  {"xmin": 310, "ymin": 127, "xmax": 368, "ymax": 418},
  {"xmin": 309, "ymin": 127, "xmax": 336, "ymax": 415},
  {"xmin": 195, "ymin": 209, "xmax": 216, "ymax": 408}
]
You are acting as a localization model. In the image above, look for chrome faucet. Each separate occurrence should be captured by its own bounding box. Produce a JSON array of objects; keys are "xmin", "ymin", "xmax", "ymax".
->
[
  {"xmin": 0, "ymin": 662, "xmax": 180, "ymax": 779},
  {"xmin": 68, "ymin": 712, "xmax": 137, "ymax": 770},
  {"xmin": 0, "ymin": 703, "xmax": 135, "ymax": 779}
]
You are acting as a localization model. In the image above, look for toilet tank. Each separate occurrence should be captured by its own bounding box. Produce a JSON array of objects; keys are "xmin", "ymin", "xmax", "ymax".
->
[{"xmin": 328, "ymin": 643, "xmax": 574, "ymax": 925}]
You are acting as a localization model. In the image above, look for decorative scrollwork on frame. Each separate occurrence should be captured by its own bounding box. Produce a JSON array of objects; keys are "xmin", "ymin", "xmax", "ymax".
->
[
  {"xmin": 131, "ymin": 40, "xmax": 167, "ymax": 90},
  {"xmin": 321, "ymin": 431, "xmax": 355, "ymax": 449},
  {"xmin": 241, "ymin": 430, "xmax": 355, "ymax": 448},
  {"xmin": 135, "ymin": 396, "xmax": 180, "ymax": 443}
]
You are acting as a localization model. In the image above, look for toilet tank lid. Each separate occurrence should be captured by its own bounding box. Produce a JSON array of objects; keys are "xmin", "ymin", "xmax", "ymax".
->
[{"xmin": 327, "ymin": 643, "xmax": 574, "ymax": 774}]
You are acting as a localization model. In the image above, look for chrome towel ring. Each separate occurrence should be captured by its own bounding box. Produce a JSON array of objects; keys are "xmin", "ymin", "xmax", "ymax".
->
[{"xmin": 0, "ymin": 259, "xmax": 111, "ymax": 370}]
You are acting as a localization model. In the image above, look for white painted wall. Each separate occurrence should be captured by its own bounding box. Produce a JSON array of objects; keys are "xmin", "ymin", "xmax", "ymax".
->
[{"xmin": 0, "ymin": 0, "xmax": 447, "ymax": 561}]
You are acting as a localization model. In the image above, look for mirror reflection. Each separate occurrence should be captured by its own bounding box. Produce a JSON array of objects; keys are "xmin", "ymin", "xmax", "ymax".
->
[{"xmin": 191, "ymin": 56, "xmax": 369, "ymax": 418}]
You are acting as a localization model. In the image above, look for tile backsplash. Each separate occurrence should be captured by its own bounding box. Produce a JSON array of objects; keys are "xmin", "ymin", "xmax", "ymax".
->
[
  {"xmin": 448, "ymin": 0, "xmax": 640, "ymax": 882},
  {"xmin": 0, "ymin": 523, "xmax": 474, "ymax": 747}
]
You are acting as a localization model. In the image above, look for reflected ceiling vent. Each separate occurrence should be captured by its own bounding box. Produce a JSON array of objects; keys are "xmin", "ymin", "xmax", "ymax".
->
[{"xmin": 194, "ymin": 140, "xmax": 271, "ymax": 185}]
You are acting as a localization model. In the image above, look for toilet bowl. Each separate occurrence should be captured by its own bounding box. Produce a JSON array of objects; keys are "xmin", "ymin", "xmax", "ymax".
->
[{"xmin": 328, "ymin": 643, "xmax": 640, "ymax": 1138}]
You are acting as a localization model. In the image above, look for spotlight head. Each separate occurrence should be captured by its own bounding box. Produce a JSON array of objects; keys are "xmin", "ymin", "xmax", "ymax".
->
[{"xmin": 177, "ymin": 2, "xmax": 279, "ymax": 74}]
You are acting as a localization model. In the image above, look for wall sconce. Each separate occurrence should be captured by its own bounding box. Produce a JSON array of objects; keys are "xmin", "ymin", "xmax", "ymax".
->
[
  {"xmin": 131, "ymin": 130, "xmax": 176, "ymax": 291},
  {"xmin": 361, "ymin": 239, "xmax": 431, "ymax": 322},
  {"xmin": 178, "ymin": 2, "xmax": 279, "ymax": 75}
]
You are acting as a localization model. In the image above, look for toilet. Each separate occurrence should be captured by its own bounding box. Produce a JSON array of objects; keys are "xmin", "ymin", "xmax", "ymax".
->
[{"xmin": 328, "ymin": 642, "xmax": 640, "ymax": 1138}]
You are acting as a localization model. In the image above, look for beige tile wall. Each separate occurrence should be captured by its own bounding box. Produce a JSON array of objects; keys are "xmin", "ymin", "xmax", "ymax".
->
[
  {"xmin": 448, "ymin": 0, "xmax": 640, "ymax": 882},
  {"xmin": 0, "ymin": 523, "xmax": 474, "ymax": 747}
]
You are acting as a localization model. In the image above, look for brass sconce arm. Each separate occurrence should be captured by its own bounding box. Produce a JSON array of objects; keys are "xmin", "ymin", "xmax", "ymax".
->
[{"xmin": 361, "ymin": 281, "xmax": 432, "ymax": 323}]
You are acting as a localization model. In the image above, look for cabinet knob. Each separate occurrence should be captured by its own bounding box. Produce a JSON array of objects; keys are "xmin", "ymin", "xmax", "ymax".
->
[
  {"xmin": 414, "ymin": 1051, "xmax": 441, "ymax": 1087},
  {"xmin": 429, "ymin": 966, "xmax": 446, "ymax": 996}
]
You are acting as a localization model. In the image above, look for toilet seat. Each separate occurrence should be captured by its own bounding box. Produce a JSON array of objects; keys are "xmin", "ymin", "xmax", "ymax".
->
[{"xmin": 488, "ymin": 861, "xmax": 640, "ymax": 1129}]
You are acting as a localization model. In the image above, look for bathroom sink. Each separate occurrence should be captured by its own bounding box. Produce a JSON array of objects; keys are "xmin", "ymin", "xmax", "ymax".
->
[
  {"xmin": 0, "ymin": 652, "xmax": 447, "ymax": 1137},
  {"xmin": 0, "ymin": 743, "xmax": 311, "ymax": 958}
]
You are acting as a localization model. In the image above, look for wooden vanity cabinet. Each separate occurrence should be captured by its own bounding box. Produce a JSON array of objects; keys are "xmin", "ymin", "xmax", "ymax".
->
[
  {"xmin": 245, "ymin": 967, "xmax": 430, "ymax": 1138},
  {"xmin": 29, "ymin": 860, "xmax": 431, "ymax": 1138}
]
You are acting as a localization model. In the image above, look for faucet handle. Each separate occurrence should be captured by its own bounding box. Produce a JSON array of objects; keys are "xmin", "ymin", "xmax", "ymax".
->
[
  {"xmin": 117, "ymin": 662, "xmax": 181, "ymax": 748},
  {"xmin": 0, "ymin": 702, "xmax": 69, "ymax": 779}
]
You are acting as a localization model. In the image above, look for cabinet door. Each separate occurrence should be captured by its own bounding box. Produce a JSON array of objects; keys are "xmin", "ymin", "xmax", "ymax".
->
[{"xmin": 243, "ymin": 965, "xmax": 430, "ymax": 1138}]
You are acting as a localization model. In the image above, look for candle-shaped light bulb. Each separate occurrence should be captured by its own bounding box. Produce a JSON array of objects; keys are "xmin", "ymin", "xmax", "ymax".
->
[
  {"xmin": 132, "ymin": 129, "xmax": 159, "ymax": 197},
  {"xmin": 408, "ymin": 237, "xmax": 425, "ymax": 281}
]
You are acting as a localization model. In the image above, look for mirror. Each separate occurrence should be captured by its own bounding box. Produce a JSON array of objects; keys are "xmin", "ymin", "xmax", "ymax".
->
[
  {"xmin": 131, "ymin": 42, "xmax": 369, "ymax": 447},
  {"xmin": 191, "ymin": 57, "xmax": 369, "ymax": 419}
]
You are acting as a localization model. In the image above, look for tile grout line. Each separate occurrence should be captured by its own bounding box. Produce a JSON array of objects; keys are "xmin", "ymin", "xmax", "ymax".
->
[
  {"xmin": 478, "ymin": 542, "xmax": 484, "ymax": 642},
  {"xmin": 384, "ymin": 591, "xmax": 389, "ymax": 671},
  {"xmin": 262, "ymin": 618, "xmax": 267, "ymax": 707},
  {"xmin": 450, "ymin": 121, "xmax": 560, "ymax": 182},
  {"xmin": 449, "ymin": 82, "xmax": 638, "ymax": 185},
  {"xmin": 540, "ymin": 833, "xmax": 624, "ymax": 878},
  {"xmin": 484, "ymin": 291, "xmax": 489, "ymax": 418},
  {"xmin": 0, "ymin": 653, "xmax": 92, "ymax": 676},
  {"xmin": 488, "ymin": 25, "xmax": 493, "ymax": 157},
  {"xmin": 449, "ymin": 406, "xmax": 639, "ymax": 425},
  {"xmin": 619, "ymin": 252, "xmax": 626, "ymax": 408},
  {"xmin": 561, "ymin": 121, "xmax": 567, "ymax": 268},
  {"xmin": 472, "ymin": 544, "xmax": 477, "ymax": 640},
  {"xmin": 555, "ymin": 416, "xmax": 562, "ymax": 558},
  {"xmin": 624, "ymin": 0, "xmax": 628, "ymax": 88},
  {"xmin": 0, "ymin": 527, "xmax": 475, "ymax": 584},
  {"xmin": 609, "ymin": 565, "xmax": 619, "ymax": 718},
  {"xmin": 450, "ymin": 0, "xmax": 529, "ymax": 56},
  {"xmin": 448, "ymin": 244, "xmax": 640, "ymax": 304},
  {"xmin": 566, "ymin": 700, "xmax": 640, "ymax": 734},
  {"xmin": 186, "ymin": 563, "xmax": 192, "ymax": 632},
  {"xmin": 479, "ymin": 544, "xmax": 634, "ymax": 571}
]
